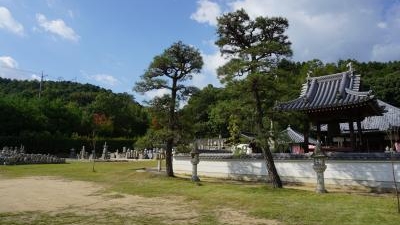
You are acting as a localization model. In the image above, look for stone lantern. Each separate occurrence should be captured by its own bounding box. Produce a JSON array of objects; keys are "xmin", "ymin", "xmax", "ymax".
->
[
  {"xmin": 312, "ymin": 140, "xmax": 327, "ymax": 193},
  {"xmin": 190, "ymin": 141, "xmax": 200, "ymax": 182}
]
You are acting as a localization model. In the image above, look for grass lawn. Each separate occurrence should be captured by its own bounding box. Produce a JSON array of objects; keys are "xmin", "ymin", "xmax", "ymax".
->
[{"xmin": 0, "ymin": 161, "xmax": 399, "ymax": 225}]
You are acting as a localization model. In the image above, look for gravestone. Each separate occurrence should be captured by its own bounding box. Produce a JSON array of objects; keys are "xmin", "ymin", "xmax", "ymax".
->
[
  {"xmin": 80, "ymin": 146, "xmax": 86, "ymax": 159},
  {"xmin": 70, "ymin": 148, "xmax": 76, "ymax": 159}
]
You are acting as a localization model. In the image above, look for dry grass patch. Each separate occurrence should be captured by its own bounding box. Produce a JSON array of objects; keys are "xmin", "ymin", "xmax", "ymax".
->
[{"xmin": 0, "ymin": 176, "xmax": 281, "ymax": 225}]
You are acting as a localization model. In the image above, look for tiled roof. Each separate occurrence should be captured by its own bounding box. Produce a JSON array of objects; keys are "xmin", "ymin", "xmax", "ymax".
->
[
  {"xmin": 321, "ymin": 100, "xmax": 400, "ymax": 132},
  {"xmin": 276, "ymin": 71, "xmax": 382, "ymax": 114},
  {"xmin": 174, "ymin": 152, "xmax": 400, "ymax": 161},
  {"xmin": 279, "ymin": 125, "xmax": 317, "ymax": 144}
]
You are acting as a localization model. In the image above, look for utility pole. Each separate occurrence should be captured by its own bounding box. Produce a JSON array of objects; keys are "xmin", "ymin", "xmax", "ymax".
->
[{"xmin": 38, "ymin": 71, "xmax": 47, "ymax": 99}]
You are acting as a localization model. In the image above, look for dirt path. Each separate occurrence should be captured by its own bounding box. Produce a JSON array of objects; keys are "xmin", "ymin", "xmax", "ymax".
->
[{"xmin": 0, "ymin": 176, "xmax": 280, "ymax": 225}]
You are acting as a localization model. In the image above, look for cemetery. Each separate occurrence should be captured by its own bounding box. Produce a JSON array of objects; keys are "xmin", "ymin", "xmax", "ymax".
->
[
  {"xmin": 0, "ymin": 146, "xmax": 65, "ymax": 165},
  {"xmin": 72, "ymin": 142, "xmax": 165, "ymax": 161}
]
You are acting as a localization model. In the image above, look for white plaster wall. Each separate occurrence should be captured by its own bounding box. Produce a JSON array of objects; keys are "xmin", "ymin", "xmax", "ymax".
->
[{"xmin": 173, "ymin": 158, "xmax": 400, "ymax": 189}]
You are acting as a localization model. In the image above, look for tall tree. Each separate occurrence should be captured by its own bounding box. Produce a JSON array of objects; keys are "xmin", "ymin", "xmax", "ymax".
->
[
  {"xmin": 215, "ymin": 9, "xmax": 292, "ymax": 188},
  {"xmin": 134, "ymin": 41, "xmax": 203, "ymax": 176}
]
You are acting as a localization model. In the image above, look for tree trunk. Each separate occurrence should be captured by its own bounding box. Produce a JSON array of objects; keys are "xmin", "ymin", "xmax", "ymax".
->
[
  {"xmin": 261, "ymin": 143, "xmax": 282, "ymax": 188},
  {"xmin": 165, "ymin": 138, "xmax": 174, "ymax": 177},
  {"xmin": 165, "ymin": 78, "xmax": 178, "ymax": 177},
  {"xmin": 253, "ymin": 87, "xmax": 282, "ymax": 188}
]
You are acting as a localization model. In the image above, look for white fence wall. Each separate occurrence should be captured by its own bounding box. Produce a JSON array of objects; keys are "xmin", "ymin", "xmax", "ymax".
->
[{"xmin": 173, "ymin": 157, "xmax": 400, "ymax": 189}]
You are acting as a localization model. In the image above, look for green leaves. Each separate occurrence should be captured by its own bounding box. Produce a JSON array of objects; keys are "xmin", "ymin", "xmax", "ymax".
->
[
  {"xmin": 133, "ymin": 41, "xmax": 204, "ymax": 176},
  {"xmin": 215, "ymin": 9, "xmax": 292, "ymax": 81},
  {"xmin": 0, "ymin": 78, "xmax": 148, "ymax": 139},
  {"xmin": 134, "ymin": 41, "xmax": 203, "ymax": 100}
]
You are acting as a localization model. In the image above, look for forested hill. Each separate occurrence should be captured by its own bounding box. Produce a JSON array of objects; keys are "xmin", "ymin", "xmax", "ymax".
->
[
  {"xmin": 0, "ymin": 77, "xmax": 149, "ymax": 139},
  {"xmin": 0, "ymin": 78, "xmax": 117, "ymax": 106}
]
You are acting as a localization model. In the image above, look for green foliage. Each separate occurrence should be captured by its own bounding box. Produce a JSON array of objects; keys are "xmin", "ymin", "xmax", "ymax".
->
[
  {"xmin": 0, "ymin": 78, "xmax": 149, "ymax": 138},
  {"xmin": 0, "ymin": 77, "xmax": 149, "ymax": 154},
  {"xmin": 216, "ymin": 9, "xmax": 292, "ymax": 83},
  {"xmin": 175, "ymin": 144, "xmax": 191, "ymax": 153},
  {"xmin": 134, "ymin": 41, "xmax": 204, "ymax": 176},
  {"xmin": 179, "ymin": 58, "xmax": 400, "ymax": 143},
  {"xmin": 134, "ymin": 41, "xmax": 203, "ymax": 98},
  {"xmin": 215, "ymin": 9, "xmax": 294, "ymax": 187},
  {"xmin": 215, "ymin": 9, "xmax": 292, "ymax": 133},
  {"xmin": 227, "ymin": 114, "xmax": 241, "ymax": 144},
  {"xmin": 134, "ymin": 129, "xmax": 172, "ymax": 150}
]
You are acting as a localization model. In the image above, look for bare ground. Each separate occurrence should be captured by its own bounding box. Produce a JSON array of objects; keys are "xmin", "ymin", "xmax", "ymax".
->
[{"xmin": 0, "ymin": 176, "xmax": 280, "ymax": 225}]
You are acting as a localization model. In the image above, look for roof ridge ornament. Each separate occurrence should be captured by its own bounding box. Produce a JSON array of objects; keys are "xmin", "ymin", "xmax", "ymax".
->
[
  {"xmin": 346, "ymin": 62, "xmax": 353, "ymax": 73},
  {"xmin": 307, "ymin": 70, "xmax": 312, "ymax": 79}
]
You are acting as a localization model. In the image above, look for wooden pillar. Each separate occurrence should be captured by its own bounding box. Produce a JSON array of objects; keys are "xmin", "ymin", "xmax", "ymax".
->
[
  {"xmin": 349, "ymin": 121, "xmax": 356, "ymax": 151},
  {"xmin": 316, "ymin": 122, "xmax": 321, "ymax": 142},
  {"xmin": 303, "ymin": 121, "xmax": 310, "ymax": 153},
  {"xmin": 356, "ymin": 120, "xmax": 363, "ymax": 151}
]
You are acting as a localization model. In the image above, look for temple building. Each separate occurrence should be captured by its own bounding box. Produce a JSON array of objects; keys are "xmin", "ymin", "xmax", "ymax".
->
[
  {"xmin": 276, "ymin": 125, "xmax": 317, "ymax": 154},
  {"xmin": 320, "ymin": 99, "xmax": 400, "ymax": 151},
  {"xmin": 275, "ymin": 66, "xmax": 388, "ymax": 152}
]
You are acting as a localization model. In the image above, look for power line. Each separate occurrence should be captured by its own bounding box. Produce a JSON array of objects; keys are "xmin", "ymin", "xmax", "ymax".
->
[
  {"xmin": 0, "ymin": 66, "xmax": 73, "ymax": 83},
  {"xmin": 0, "ymin": 66, "xmax": 40, "ymax": 75}
]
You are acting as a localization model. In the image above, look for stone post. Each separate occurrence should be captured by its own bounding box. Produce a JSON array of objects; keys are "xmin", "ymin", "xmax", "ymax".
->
[
  {"xmin": 157, "ymin": 148, "xmax": 162, "ymax": 172},
  {"xmin": 312, "ymin": 141, "xmax": 327, "ymax": 193},
  {"xmin": 190, "ymin": 142, "xmax": 200, "ymax": 182},
  {"xmin": 101, "ymin": 142, "xmax": 108, "ymax": 160}
]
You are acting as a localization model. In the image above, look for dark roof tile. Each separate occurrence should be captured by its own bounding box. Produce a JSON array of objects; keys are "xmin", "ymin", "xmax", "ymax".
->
[{"xmin": 276, "ymin": 71, "xmax": 382, "ymax": 114}]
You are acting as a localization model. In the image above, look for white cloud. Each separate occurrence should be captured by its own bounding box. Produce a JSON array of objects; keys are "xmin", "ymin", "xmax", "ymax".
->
[
  {"xmin": 228, "ymin": 0, "xmax": 390, "ymax": 62},
  {"xmin": 36, "ymin": 13, "xmax": 80, "ymax": 42},
  {"xmin": 144, "ymin": 88, "xmax": 170, "ymax": 100},
  {"xmin": 192, "ymin": 0, "xmax": 400, "ymax": 62},
  {"xmin": 67, "ymin": 10, "xmax": 75, "ymax": 19},
  {"xmin": 371, "ymin": 43, "xmax": 400, "ymax": 61},
  {"xmin": 0, "ymin": 6, "xmax": 24, "ymax": 36},
  {"xmin": 191, "ymin": 48, "xmax": 228, "ymax": 88},
  {"xmin": 377, "ymin": 22, "xmax": 387, "ymax": 29},
  {"xmin": 190, "ymin": 0, "xmax": 221, "ymax": 26},
  {"xmin": 202, "ymin": 50, "xmax": 228, "ymax": 75},
  {"xmin": 80, "ymin": 70, "xmax": 120, "ymax": 87},
  {"xmin": 30, "ymin": 74, "xmax": 41, "ymax": 80},
  {"xmin": 0, "ymin": 56, "xmax": 19, "ymax": 68},
  {"xmin": 91, "ymin": 74, "xmax": 120, "ymax": 86},
  {"xmin": 0, "ymin": 56, "xmax": 39, "ymax": 80},
  {"xmin": 46, "ymin": 0, "xmax": 57, "ymax": 8}
]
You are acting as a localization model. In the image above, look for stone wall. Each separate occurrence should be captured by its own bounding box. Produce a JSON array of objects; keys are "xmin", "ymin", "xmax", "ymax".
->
[{"xmin": 173, "ymin": 153, "xmax": 400, "ymax": 190}]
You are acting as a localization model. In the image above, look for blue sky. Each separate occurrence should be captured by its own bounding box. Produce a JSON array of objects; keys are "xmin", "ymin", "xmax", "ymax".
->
[{"xmin": 1, "ymin": 0, "xmax": 400, "ymax": 103}]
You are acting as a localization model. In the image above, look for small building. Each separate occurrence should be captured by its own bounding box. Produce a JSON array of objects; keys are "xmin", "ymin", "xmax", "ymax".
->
[
  {"xmin": 195, "ymin": 137, "xmax": 230, "ymax": 152},
  {"xmin": 277, "ymin": 125, "xmax": 317, "ymax": 154},
  {"xmin": 276, "ymin": 66, "xmax": 385, "ymax": 152},
  {"xmin": 320, "ymin": 99, "xmax": 400, "ymax": 151}
]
